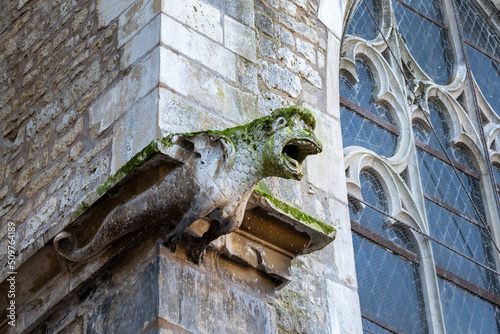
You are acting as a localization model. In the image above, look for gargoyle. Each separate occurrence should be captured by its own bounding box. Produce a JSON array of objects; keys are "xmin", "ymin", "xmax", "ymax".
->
[{"xmin": 54, "ymin": 106, "xmax": 322, "ymax": 263}]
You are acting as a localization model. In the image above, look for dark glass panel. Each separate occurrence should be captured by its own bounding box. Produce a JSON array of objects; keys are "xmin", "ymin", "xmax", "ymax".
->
[
  {"xmin": 347, "ymin": 0, "xmax": 381, "ymax": 40},
  {"xmin": 353, "ymin": 234, "xmax": 428, "ymax": 334},
  {"xmin": 439, "ymin": 278, "xmax": 500, "ymax": 333},
  {"xmin": 362, "ymin": 317, "xmax": 394, "ymax": 334},
  {"xmin": 340, "ymin": 60, "xmax": 396, "ymax": 125},
  {"xmin": 350, "ymin": 171, "xmax": 413, "ymax": 250},
  {"xmin": 341, "ymin": 106, "xmax": 397, "ymax": 157},
  {"xmin": 455, "ymin": 0, "xmax": 500, "ymax": 58},
  {"xmin": 417, "ymin": 149, "xmax": 485, "ymax": 220},
  {"xmin": 393, "ymin": 0, "xmax": 453, "ymax": 84},
  {"xmin": 466, "ymin": 45, "xmax": 500, "ymax": 115},
  {"xmin": 426, "ymin": 199, "xmax": 499, "ymax": 293},
  {"xmin": 398, "ymin": 0, "xmax": 445, "ymax": 23}
]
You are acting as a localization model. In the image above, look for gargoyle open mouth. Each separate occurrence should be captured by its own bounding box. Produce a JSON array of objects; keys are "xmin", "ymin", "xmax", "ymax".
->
[{"xmin": 282, "ymin": 138, "xmax": 322, "ymax": 176}]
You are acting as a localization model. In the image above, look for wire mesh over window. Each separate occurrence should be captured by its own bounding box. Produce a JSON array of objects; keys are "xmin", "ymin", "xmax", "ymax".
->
[
  {"xmin": 347, "ymin": 0, "xmax": 381, "ymax": 41},
  {"xmin": 466, "ymin": 45, "xmax": 500, "ymax": 115},
  {"xmin": 439, "ymin": 278, "xmax": 500, "ymax": 333},
  {"xmin": 340, "ymin": 60, "xmax": 398, "ymax": 157},
  {"xmin": 455, "ymin": 0, "xmax": 500, "ymax": 58},
  {"xmin": 351, "ymin": 171, "xmax": 428, "ymax": 333},
  {"xmin": 392, "ymin": 0, "xmax": 453, "ymax": 84},
  {"xmin": 455, "ymin": 0, "xmax": 500, "ymax": 115}
]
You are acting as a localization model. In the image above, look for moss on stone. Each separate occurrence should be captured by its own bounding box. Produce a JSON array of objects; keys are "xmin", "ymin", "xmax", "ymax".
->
[{"xmin": 254, "ymin": 182, "xmax": 335, "ymax": 236}]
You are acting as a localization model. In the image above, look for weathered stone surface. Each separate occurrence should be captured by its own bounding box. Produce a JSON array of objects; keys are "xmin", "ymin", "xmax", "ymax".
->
[
  {"xmin": 85, "ymin": 260, "xmax": 159, "ymax": 334},
  {"xmin": 261, "ymin": 37, "xmax": 276, "ymax": 59},
  {"xmin": 51, "ymin": 118, "xmax": 84, "ymax": 160},
  {"xmin": 118, "ymin": 0, "xmax": 158, "ymax": 48},
  {"xmin": 277, "ymin": 47, "xmax": 322, "ymax": 89},
  {"xmin": 159, "ymin": 88, "xmax": 230, "ymax": 135},
  {"xmin": 224, "ymin": 15, "xmax": 257, "ymax": 62},
  {"xmin": 280, "ymin": 27, "xmax": 295, "ymax": 48},
  {"xmin": 237, "ymin": 58, "xmax": 259, "ymax": 94},
  {"xmin": 97, "ymin": 0, "xmax": 136, "ymax": 28},
  {"xmin": 279, "ymin": 12, "xmax": 319, "ymax": 43},
  {"xmin": 158, "ymin": 252, "xmax": 272, "ymax": 333},
  {"xmin": 161, "ymin": 14, "xmax": 236, "ymax": 80},
  {"xmin": 256, "ymin": 12, "xmax": 273, "ymax": 36},
  {"xmin": 90, "ymin": 49, "xmax": 159, "ymax": 137},
  {"xmin": 297, "ymin": 39, "xmax": 316, "ymax": 64},
  {"xmin": 204, "ymin": 0, "xmax": 254, "ymax": 27},
  {"xmin": 261, "ymin": 61, "xmax": 301, "ymax": 98},
  {"xmin": 327, "ymin": 279, "xmax": 363, "ymax": 333},
  {"xmin": 162, "ymin": 0, "xmax": 223, "ymax": 43},
  {"xmin": 111, "ymin": 88, "xmax": 159, "ymax": 172},
  {"xmin": 160, "ymin": 47, "xmax": 258, "ymax": 124},
  {"xmin": 121, "ymin": 14, "xmax": 160, "ymax": 69}
]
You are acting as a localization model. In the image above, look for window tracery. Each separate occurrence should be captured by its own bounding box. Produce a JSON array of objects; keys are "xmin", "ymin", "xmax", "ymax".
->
[{"xmin": 340, "ymin": 0, "xmax": 500, "ymax": 332}]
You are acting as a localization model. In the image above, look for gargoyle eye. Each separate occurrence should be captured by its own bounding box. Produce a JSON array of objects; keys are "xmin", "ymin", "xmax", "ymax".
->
[{"xmin": 273, "ymin": 117, "xmax": 287, "ymax": 131}]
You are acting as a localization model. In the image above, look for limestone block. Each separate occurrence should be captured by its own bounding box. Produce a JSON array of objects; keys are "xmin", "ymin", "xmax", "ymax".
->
[
  {"xmin": 90, "ymin": 49, "xmax": 159, "ymax": 137},
  {"xmin": 277, "ymin": 47, "xmax": 322, "ymax": 89},
  {"xmin": 328, "ymin": 198, "xmax": 357, "ymax": 287},
  {"xmin": 318, "ymin": 0, "xmax": 347, "ymax": 40},
  {"xmin": 280, "ymin": 27, "xmax": 295, "ymax": 48},
  {"xmin": 278, "ymin": 12, "xmax": 319, "ymax": 44},
  {"xmin": 326, "ymin": 32, "xmax": 341, "ymax": 119},
  {"xmin": 111, "ymin": 88, "xmax": 160, "ymax": 173},
  {"xmin": 160, "ymin": 47, "xmax": 258, "ymax": 124},
  {"xmin": 159, "ymin": 88, "xmax": 230, "ymax": 135},
  {"xmin": 161, "ymin": 0, "xmax": 222, "ymax": 43},
  {"xmin": 327, "ymin": 279, "xmax": 363, "ymax": 334},
  {"xmin": 260, "ymin": 61, "xmax": 301, "ymax": 98},
  {"xmin": 204, "ymin": 0, "xmax": 254, "ymax": 27},
  {"xmin": 260, "ymin": 37, "xmax": 276, "ymax": 59},
  {"xmin": 158, "ymin": 253, "xmax": 272, "ymax": 333},
  {"xmin": 297, "ymin": 39, "xmax": 316, "ymax": 64},
  {"xmin": 160, "ymin": 14, "xmax": 236, "ymax": 80},
  {"xmin": 97, "ymin": 0, "xmax": 137, "ymax": 28},
  {"xmin": 306, "ymin": 108, "xmax": 347, "ymax": 200},
  {"xmin": 118, "ymin": 0, "xmax": 159, "ymax": 48},
  {"xmin": 237, "ymin": 57, "xmax": 259, "ymax": 94},
  {"xmin": 224, "ymin": 15, "xmax": 257, "ymax": 63},
  {"xmin": 121, "ymin": 14, "xmax": 161, "ymax": 69}
]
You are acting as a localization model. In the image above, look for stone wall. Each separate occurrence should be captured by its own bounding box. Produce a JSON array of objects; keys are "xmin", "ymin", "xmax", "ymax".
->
[
  {"xmin": 0, "ymin": 0, "xmax": 121, "ymax": 269},
  {"xmin": 0, "ymin": 0, "xmax": 362, "ymax": 333}
]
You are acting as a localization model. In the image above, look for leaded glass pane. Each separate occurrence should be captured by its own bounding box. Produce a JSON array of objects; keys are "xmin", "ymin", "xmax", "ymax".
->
[
  {"xmin": 353, "ymin": 234, "xmax": 428, "ymax": 334},
  {"xmin": 439, "ymin": 278, "xmax": 500, "ymax": 333},
  {"xmin": 426, "ymin": 199, "xmax": 498, "ymax": 293},
  {"xmin": 347, "ymin": 0, "xmax": 381, "ymax": 40},
  {"xmin": 340, "ymin": 60, "xmax": 396, "ymax": 125},
  {"xmin": 466, "ymin": 45, "xmax": 500, "ymax": 115},
  {"xmin": 341, "ymin": 106, "xmax": 397, "ymax": 157},
  {"xmin": 397, "ymin": 0, "xmax": 445, "ymax": 23},
  {"xmin": 455, "ymin": 0, "xmax": 500, "ymax": 58},
  {"xmin": 392, "ymin": 0, "xmax": 453, "ymax": 84},
  {"xmin": 350, "ymin": 171, "xmax": 413, "ymax": 250},
  {"xmin": 417, "ymin": 149, "xmax": 485, "ymax": 220},
  {"xmin": 362, "ymin": 317, "xmax": 393, "ymax": 334}
]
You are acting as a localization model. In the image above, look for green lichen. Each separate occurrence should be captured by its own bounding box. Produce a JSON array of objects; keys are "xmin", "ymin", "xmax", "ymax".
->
[
  {"xmin": 254, "ymin": 182, "xmax": 335, "ymax": 236},
  {"xmin": 72, "ymin": 138, "xmax": 172, "ymax": 219}
]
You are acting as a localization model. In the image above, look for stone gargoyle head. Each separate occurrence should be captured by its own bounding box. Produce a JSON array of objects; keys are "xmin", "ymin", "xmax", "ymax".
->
[{"xmin": 222, "ymin": 105, "xmax": 323, "ymax": 181}]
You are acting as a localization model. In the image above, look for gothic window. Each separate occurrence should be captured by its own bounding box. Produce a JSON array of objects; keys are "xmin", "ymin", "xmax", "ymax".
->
[
  {"xmin": 392, "ymin": 0, "xmax": 454, "ymax": 84},
  {"xmin": 350, "ymin": 171, "xmax": 427, "ymax": 333},
  {"xmin": 341, "ymin": 0, "xmax": 500, "ymax": 333},
  {"xmin": 340, "ymin": 59, "xmax": 398, "ymax": 158},
  {"xmin": 455, "ymin": 0, "xmax": 500, "ymax": 115}
]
